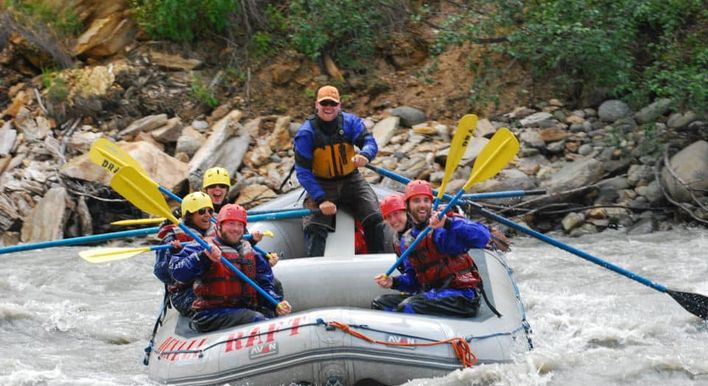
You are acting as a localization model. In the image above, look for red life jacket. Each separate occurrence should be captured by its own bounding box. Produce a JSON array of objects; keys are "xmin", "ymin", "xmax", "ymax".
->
[
  {"xmin": 400, "ymin": 228, "xmax": 481, "ymax": 290},
  {"xmin": 192, "ymin": 238, "xmax": 258, "ymax": 311}
]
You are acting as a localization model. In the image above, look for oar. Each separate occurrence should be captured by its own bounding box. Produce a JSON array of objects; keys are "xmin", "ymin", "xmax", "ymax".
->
[
  {"xmin": 433, "ymin": 114, "xmax": 477, "ymax": 210},
  {"xmin": 365, "ymin": 164, "xmax": 542, "ymax": 202},
  {"xmin": 111, "ymin": 218, "xmax": 167, "ymax": 226},
  {"xmin": 110, "ymin": 165, "xmax": 280, "ymax": 306},
  {"xmin": 80, "ymin": 232, "xmax": 272, "ymax": 263},
  {"xmin": 368, "ymin": 162, "xmax": 708, "ymax": 320},
  {"xmin": 462, "ymin": 190, "xmax": 546, "ymax": 200},
  {"xmin": 0, "ymin": 227, "xmax": 159, "ymax": 255},
  {"xmin": 89, "ymin": 138, "xmax": 182, "ymax": 202},
  {"xmin": 384, "ymin": 128, "xmax": 519, "ymax": 276}
]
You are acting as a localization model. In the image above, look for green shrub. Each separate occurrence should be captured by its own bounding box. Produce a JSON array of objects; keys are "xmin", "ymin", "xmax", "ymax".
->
[
  {"xmin": 190, "ymin": 75, "xmax": 219, "ymax": 108},
  {"xmin": 432, "ymin": 0, "xmax": 706, "ymax": 111},
  {"xmin": 130, "ymin": 0, "xmax": 237, "ymax": 42},
  {"xmin": 288, "ymin": 0, "xmax": 404, "ymax": 70},
  {"xmin": 4, "ymin": 0, "xmax": 83, "ymax": 37}
]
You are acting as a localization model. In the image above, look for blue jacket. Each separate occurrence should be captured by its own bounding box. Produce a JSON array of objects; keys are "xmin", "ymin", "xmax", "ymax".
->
[
  {"xmin": 169, "ymin": 237, "xmax": 281, "ymax": 305},
  {"xmin": 294, "ymin": 112, "xmax": 377, "ymax": 201}
]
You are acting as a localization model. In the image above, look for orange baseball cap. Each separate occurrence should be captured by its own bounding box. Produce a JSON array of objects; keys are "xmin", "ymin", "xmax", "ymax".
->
[{"xmin": 316, "ymin": 85, "xmax": 340, "ymax": 103}]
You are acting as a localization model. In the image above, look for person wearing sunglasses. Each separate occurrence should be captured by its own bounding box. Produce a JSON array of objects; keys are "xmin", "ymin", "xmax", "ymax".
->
[
  {"xmin": 170, "ymin": 204, "xmax": 291, "ymax": 332},
  {"xmin": 294, "ymin": 85, "xmax": 387, "ymax": 257},
  {"xmin": 202, "ymin": 166, "xmax": 231, "ymax": 213},
  {"xmin": 153, "ymin": 192, "xmax": 217, "ymax": 318}
]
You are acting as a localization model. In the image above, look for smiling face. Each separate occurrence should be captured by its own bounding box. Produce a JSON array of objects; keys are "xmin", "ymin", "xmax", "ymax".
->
[
  {"xmin": 384, "ymin": 209, "xmax": 408, "ymax": 233},
  {"xmin": 315, "ymin": 100, "xmax": 340, "ymax": 122},
  {"xmin": 205, "ymin": 184, "xmax": 228, "ymax": 206},
  {"xmin": 218, "ymin": 220, "xmax": 245, "ymax": 244},
  {"xmin": 188, "ymin": 207, "xmax": 214, "ymax": 231},
  {"xmin": 407, "ymin": 195, "xmax": 432, "ymax": 225}
]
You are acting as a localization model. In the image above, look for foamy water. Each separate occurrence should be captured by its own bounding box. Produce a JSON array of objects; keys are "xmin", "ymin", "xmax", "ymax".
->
[{"xmin": 1, "ymin": 228, "xmax": 706, "ymax": 385}]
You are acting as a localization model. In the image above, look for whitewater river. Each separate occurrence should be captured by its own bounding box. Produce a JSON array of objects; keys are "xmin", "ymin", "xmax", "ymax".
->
[{"xmin": 1, "ymin": 227, "xmax": 706, "ymax": 386}]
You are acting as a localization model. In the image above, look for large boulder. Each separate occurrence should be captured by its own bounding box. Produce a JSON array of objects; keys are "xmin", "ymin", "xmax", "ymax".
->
[{"xmin": 660, "ymin": 140, "xmax": 708, "ymax": 202}]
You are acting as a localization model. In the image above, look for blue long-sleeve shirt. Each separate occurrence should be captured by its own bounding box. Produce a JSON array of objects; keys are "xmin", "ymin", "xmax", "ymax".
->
[
  {"xmin": 169, "ymin": 237, "xmax": 281, "ymax": 304},
  {"xmin": 294, "ymin": 112, "xmax": 378, "ymax": 201}
]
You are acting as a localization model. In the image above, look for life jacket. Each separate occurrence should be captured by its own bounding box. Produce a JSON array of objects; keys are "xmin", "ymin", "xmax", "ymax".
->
[
  {"xmin": 308, "ymin": 114, "xmax": 357, "ymax": 179},
  {"xmin": 192, "ymin": 237, "xmax": 258, "ymax": 311},
  {"xmin": 355, "ymin": 220, "xmax": 368, "ymax": 254},
  {"xmin": 400, "ymin": 228, "xmax": 481, "ymax": 290},
  {"xmin": 158, "ymin": 222, "xmax": 216, "ymax": 292}
]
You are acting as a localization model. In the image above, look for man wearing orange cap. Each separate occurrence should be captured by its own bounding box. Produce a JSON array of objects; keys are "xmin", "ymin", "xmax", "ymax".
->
[{"xmin": 294, "ymin": 85, "xmax": 386, "ymax": 257}]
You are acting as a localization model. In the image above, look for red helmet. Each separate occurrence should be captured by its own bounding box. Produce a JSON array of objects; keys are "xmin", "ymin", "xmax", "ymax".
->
[
  {"xmin": 404, "ymin": 180, "xmax": 433, "ymax": 202},
  {"xmin": 380, "ymin": 194, "xmax": 406, "ymax": 217},
  {"xmin": 216, "ymin": 204, "xmax": 247, "ymax": 226}
]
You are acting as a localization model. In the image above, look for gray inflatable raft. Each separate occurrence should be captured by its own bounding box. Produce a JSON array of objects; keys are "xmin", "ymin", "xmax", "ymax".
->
[{"xmin": 146, "ymin": 187, "xmax": 531, "ymax": 385}]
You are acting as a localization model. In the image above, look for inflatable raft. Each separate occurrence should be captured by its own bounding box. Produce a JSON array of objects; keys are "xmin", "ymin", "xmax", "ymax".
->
[{"xmin": 146, "ymin": 187, "xmax": 532, "ymax": 385}]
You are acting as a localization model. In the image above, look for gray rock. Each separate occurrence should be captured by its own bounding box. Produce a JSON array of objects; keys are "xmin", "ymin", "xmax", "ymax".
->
[
  {"xmin": 520, "ymin": 129, "xmax": 545, "ymax": 148},
  {"xmin": 598, "ymin": 100, "xmax": 631, "ymax": 122},
  {"xmin": 667, "ymin": 111, "xmax": 698, "ymax": 129},
  {"xmin": 627, "ymin": 217, "xmax": 655, "ymax": 235},
  {"xmin": 627, "ymin": 164, "xmax": 654, "ymax": 187},
  {"xmin": 118, "ymin": 114, "xmax": 168, "ymax": 138},
  {"xmin": 192, "ymin": 119, "xmax": 210, "ymax": 132},
  {"xmin": 372, "ymin": 116, "xmax": 400, "ymax": 147},
  {"xmin": 635, "ymin": 98, "xmax": 671, "ymax": 123},
  {"xmin": 391, "ymin": 106, "xmax": 426, "ymax": 127},
  {"xmin": 540, "ymin": 158, "xmax": 605, "ymax": 193},
  {"xmin": 635, "ymin": 180, "xmax": 663, "ymax": 204},
  {"xmin": 612, "ymin": 116, "xmax": 637, "ymax": 132},
  {"xmin": 520, "ymin": 112, "xmax": 554, "ymax": 127},
  {"xmin": 569, "ymin": 223, "xmax": 598, "ymax": 237},
  {"xmin": 578, "ymin": 144, "xmax": 593, "ymax": 156},
  {"xmin": 20, "ymin": 187, "xmax": 70, "ymax": 242},
  {"xmin": 546, "ymin": 140, "xmax": 565, "ymax": 153},
  {"xmin": 0, "ymin": 123, "xmax": 17, "ymax": 156},
  {"xmin": 660, "ymin": 140, "xmax": 708, "ymax": 202},
  {"xmin": 562, "ymin": 212, "xmax": 585, "ymax": 232}
]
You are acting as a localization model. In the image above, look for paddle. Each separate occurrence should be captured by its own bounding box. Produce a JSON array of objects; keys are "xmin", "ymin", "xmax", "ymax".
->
[
  {"xmin": 110, "ymin": 165, "xmax": 280, "ymax": 306},
  {"xmin": 111, "ymin": 218, "xmax": 167, "ymax": 226},
  {"xmin": 383, "ymin": 128, "xmax": 520, "ymax": 276},
  {"xmin": 80, "ymin": 231, "xmax": 273, "ymax": 263},
  {"xmin": 0, "ymin": 227, "xmax": 160, "ymax": 255},
  {"xmin": 369, "ymin": 164, "xmax": 708, "ymax": 320},
  {"xmin": 89, "ymin": 138, "xmax": 182, "ymax": 202},
  {"xmin": 434, "ymin": 114, "xmax": 477, "ymax": 210}
]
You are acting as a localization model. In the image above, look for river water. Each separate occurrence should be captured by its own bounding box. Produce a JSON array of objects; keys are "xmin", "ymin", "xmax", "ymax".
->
[{"xmin": 1, "ymin": 227, "xmax": 706, "ymax": 386}]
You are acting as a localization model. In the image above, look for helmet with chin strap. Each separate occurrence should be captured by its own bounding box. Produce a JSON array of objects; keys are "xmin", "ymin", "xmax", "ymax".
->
[
  {"xmin": 216, "ymin": 204, "xmax": 247, "ymax": 226},
  {"xmin": 404, "ymin": 180, "xmax": 433, "ymax": 202}
]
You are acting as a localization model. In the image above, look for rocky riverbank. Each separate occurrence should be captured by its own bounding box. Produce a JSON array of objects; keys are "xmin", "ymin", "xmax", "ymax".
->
[{"xmin": 1, "ymin": 66, "xmax": 706, "ymax": 247}]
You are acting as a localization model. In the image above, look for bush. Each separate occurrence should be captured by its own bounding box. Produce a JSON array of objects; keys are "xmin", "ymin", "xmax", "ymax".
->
[
  {"xmin": 4, "ymin": 0, "xmax": 83, "ymax": 37},
  {"xmin": 432, "ymin": 0, "xmax": 707, "ymax": 111},
  {"xmin": 288, "ymin": 0, "xmax": 405, "ymax": 70},
  {"xmin": 130, "ymin": 0, "xmax": 237, "ymax": 42}
]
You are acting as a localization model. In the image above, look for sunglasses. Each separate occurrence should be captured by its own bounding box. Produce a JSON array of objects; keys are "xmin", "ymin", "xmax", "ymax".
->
[
  {"xmin": 197, "ymin": 207, "xmax": 214, "ymax": 215},
  {"xmin": 319, "ymin": 100, "xmax": 339, "ymax": 107}
]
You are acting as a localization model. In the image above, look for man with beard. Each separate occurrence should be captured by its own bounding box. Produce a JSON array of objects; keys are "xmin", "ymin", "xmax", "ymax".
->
[
  {"xmin": 171, "ymin": 204, "xmax": 292, "ymax": 332},
  {"xmin": 373, "ymin": 180, "xmax": 490, "ymax": 317},
  {"xmin": 294, "ymin": 85, "xmax": 386, "ymax": 257}
]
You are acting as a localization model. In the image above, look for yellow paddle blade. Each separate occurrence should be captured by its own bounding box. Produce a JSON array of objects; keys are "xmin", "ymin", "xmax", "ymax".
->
[
  {"xmin": 79, "ymin": 246, "xmax": 153, "ymax": 263},
  {"xmin": 263, "ymin": 230, "xmax": 274, "ymax": 238},
  {"xmin": 438, "ymin": 114, "xmax": 477, "ymax": 200},
  {"xmin": 89, "ymin": 138, "xmax": 147, "ymax": 176},
  {"xmin": 111, "ymin": 166, "xmax": 179, "ymax": 224},
  {"xmin": 111, "ymin": 218, "xmax": 167, "ymax": 226},
  {"xmin": 463, "ymin": 127, "xmax": 519, "ymax": 191}
]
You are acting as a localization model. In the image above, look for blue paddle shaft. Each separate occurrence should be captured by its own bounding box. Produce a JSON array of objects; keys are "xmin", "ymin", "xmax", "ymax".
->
[
  {"xmin": 177, "ymin": 223, "xmax": 280, "ymax": 306},
  {"xmin": 0, "ymin": 227, "xmax": 160, "ymax": 254},
  {"xmin": 369, "ymin": 164, "xmax": 671, "ymax": 294}
]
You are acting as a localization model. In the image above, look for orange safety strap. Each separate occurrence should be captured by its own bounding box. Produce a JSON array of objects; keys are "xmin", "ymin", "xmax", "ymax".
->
[{"xmin": 327, "ymin": 321, "xmax": 478, "ymax": 368}]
